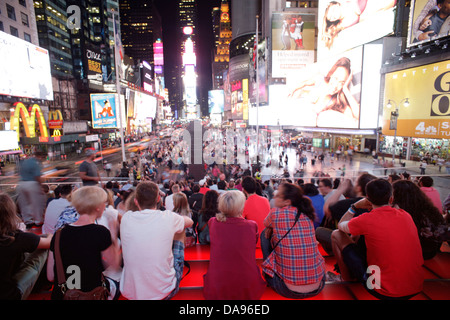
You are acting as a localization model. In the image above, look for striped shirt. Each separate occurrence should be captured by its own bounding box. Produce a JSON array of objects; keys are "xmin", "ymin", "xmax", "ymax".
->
[{"xmin": 262, "ymin": 205, "xmax": 325, "ymax": 285}]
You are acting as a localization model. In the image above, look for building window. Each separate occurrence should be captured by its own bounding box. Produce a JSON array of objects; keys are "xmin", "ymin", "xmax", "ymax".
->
[
  {"xmin": 21, "ymin": 12, "xmax": 29, "ymax": 27},
  {"xmin": 7, "ymin": 4, "xmax": 16, "ymax": 21},
  {"xmin": 19, "ymin": 0, "xmax": 27, "ymax": 7},
  {"xmin": 24, "ymin": 32, "xmax": 31, "ymax": 42},
  {"xmin": 10, "ymin": 26, "xmax": 19, "ymax": 37},
  {"xmin": 0, "ymin": 21, "xmax": 3, "ymax": 32}
]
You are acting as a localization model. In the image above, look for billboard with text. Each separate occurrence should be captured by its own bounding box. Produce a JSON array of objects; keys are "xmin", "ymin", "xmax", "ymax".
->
[{"xmin": 382, "ymin": 60, "xmax": 450, "ymax": 139}]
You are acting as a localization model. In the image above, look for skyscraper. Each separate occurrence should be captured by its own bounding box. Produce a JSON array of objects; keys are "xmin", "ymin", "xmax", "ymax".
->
[
  {"xmin": 120, "ymin": 0, "xmax": 162, "ymax": 66},
  {"xmin": 34, "ymin": 0, "xmax": 73, "ymax": 78},
  {"xmin": 211, "ymin": 0, "xmax": 231, "ymax": 89},
  {"xmin": 178, "ymin": 0, "xmax": 198, "ymax": 53}
]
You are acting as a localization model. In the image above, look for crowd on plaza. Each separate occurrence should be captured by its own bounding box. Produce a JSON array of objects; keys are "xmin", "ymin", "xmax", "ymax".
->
[{"xmin": 1, "ymin": 138, "xmax": 450, "ymax": 301}]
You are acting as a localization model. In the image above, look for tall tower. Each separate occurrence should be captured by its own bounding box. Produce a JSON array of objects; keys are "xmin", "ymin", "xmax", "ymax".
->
[
  {"xmin": 120, "ymin": 0, "xmax": 162, "ymax": 66},
  {"xmin": 178, "ymin": 0, "xmax": 198, "ymax": 54},
  {"xmin": 211, "ymin": 0, "xmax": 231, "ymax": 89}
]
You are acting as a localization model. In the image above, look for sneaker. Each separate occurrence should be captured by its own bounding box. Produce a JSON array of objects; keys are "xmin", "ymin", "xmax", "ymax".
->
[{"xmin": 326, "ymin": 271, "xmax": 343, "ymax": 282}]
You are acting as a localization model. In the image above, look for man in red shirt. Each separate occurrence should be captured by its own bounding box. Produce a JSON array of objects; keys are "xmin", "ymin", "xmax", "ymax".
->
[
  {"xmin": 198, "ymin": 179, "xmax": 209, "ymax": 195},
  {"xmin": 242, "ymin": 176, "xmax": 270, "ymax": 248},
  {"xmin": 331, "ymin": 179, "xmax": 424, "ymax": 299}
]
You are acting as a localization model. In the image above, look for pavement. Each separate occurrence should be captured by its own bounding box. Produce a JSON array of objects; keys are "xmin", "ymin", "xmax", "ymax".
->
[{"xmin": 1, "ymin": 147, "xmax": 449, "ymax": 204}]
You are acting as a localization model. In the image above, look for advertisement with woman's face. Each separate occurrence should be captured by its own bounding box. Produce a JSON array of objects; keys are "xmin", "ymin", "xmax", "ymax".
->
[
  {"xmin": 318, "ymin": 0, "xmax": 397, "ymax": 60},
  {"xmin": 266, "ymin": 46, "xmax": 363, "ymax": 129}
]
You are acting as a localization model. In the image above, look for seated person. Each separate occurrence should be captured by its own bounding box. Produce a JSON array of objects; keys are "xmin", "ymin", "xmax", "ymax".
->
[{"xmin": 331, "ymin": 179, "xmax": 424, "ymax": 299}]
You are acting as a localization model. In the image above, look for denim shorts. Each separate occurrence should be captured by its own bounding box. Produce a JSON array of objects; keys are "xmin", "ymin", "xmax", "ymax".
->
[{"xmin": 164, "ymin": 240, "xmax": 185, "ymax": 300}]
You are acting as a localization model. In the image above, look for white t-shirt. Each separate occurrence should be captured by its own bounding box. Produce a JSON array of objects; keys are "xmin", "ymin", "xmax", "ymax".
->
[
  {"xmin": 42, "ymin": 198, "xmax": 70, "ymax": 234},
  {"xmin": 119, "ymin": 209, "xmax": 185, "ymax": 300},
  {"xmin": 164, "ymin": 194, "xmax": 175, "ymax": 211}
]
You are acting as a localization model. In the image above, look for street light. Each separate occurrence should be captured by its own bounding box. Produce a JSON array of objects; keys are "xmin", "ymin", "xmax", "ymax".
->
[{"xmin": 386, "ymin": 98, "xmax": 409, "ymax": 163}]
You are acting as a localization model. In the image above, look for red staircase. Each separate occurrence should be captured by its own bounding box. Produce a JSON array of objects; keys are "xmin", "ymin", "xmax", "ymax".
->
[{"xmin": 27, "ymin": 236, "xmax": 450, "ymax": 300}]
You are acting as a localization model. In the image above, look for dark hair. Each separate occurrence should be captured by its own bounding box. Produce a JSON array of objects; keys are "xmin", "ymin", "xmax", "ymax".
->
[
  {"xmin": 59, "ymin": 184, "xmax": 73, "ymax": 196},
  {"xmin": 302, "ymin": 183, "xmax": 319, "ymax": 196},
  {"xmin": 419, "ymin": 176, "xmax": 434, "ymax": 187},
  {"xmin": 319, "ymin": 178, "xmax": 332, "ymax": 188},
  {"xmin": 357, "ymin": 173, "xmax": 377, "ymax": 196},
  {"xmin": 365, "ymin": 179, "xmax": 392, "ymax": 206},
  {"xmin": 242, "ymin": 176, "xmax": 257, "ymax": 194},
  {"xmin": 200, "ymin": 190, "xmax": 219, "ymax": 221},
  {"xmin": 388, "ymin": 174, "xmax": 401, "ymax": 183},
  {"xmin": 392, "ymin": 180, "xmax": 444, "ymax": 230},
  {"xmin": 217, "ymin": 180, "xmax": 226, "ymax": 190},
  {"xmin": 279, "ymin": 183, "xmax": 317, "ymax": 223},
  {"xmin": 192, "ymin": 184, "xmax": 200, "ymax": 193}
]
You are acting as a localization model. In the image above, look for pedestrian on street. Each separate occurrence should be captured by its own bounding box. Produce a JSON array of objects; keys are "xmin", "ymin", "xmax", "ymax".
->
[
  {"xmin": 420, "ymin": 160, "xmax": 427, "ymax": 175},
  {"xmin": 79, "ymin": 149, "xmax": 101, "ymax": 186}
]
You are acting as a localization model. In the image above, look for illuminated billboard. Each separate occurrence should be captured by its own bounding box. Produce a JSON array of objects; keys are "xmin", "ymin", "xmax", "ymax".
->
[
  {"xmin": 250, "ymin": 46, "xmax": 363, "ymax": 128},
  {"xmin": 134, "ymin": 91, "xmax": 157, "ymax": 122},
  {"xmin": 154, "ymin": 40, "xmax": 164, "ymax": 66},
  {"xmin": 317, "ymin": 0, "xmax": 397, "ymax": 60},
  {"xmin": 208, "ymin": 90, "xmax": 225, "ymax": 114},
  {"xmin": 271, "ymin": 12, "xmax": 316, "ymax": 78},
  {"xmin": 0, "ymin": 31, "xmax": 53, "ymax": 100},
  {"xmin": 407, "ymin": 0, "xmax": 450, "ymax": 48},
  {"xmin": 230, "ymin": 79, "xmax": 249, "ymax": 120},
  {"xmin": 85, "ymin": 44, "xmax": 103, "ymax": 82},
  {"xmin": 184, "ymin": 64, "xmax": 197, "ymax": 106},
  {"xmin": 382, "ymin": 60, "xmax": 450, "ymax": 139},
  {"xmin": 91, "ymin": 93, "xmax": 119, "ymax": 129}
]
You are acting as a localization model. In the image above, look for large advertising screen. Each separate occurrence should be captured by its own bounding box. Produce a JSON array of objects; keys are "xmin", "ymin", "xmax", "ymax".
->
[
  {"xmin": 271, "ymin": 12, "xmax": 316, "ymax": 78},
  {"xmin": 250, "ymin": 46, "xmax": 363, "ymax": 128},
  {"xmin": 317, "ymin": 0, "xmax": 397, "ymax": 61},
  {"xmin": 0, "ymin": 31, "xmax": 53, "ymax": 100},
  {"xmin": 91, "ymin": 93, "xmax": 119, "ymax": 129},
  {"xmin": 407, "ymin": 0, "xmax": 450, "ymax": 48},
  {"xmin": 382, "ymin": 60, "xmax": 450, "ymax": 139},
  {"xmin": 134, "ymin": 91, "xmax": 157, "ymax": 123},
  {"xmin": 230, "ymin": 79, "xmax": 249, "ymax": 120},
  {"xmin": 208, "ymin": 90, "xmax": 225, "ymax": 114}
]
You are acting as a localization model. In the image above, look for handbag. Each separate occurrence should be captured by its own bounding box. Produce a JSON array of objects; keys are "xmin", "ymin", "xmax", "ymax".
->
[{"xmin": 54, "ymin": 229, "xmax": 109, "ymax": 300}]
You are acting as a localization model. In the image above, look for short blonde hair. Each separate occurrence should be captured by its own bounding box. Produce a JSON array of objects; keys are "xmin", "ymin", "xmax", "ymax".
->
[
  {"xmin": 71, "ymin": 186, "xmax": 107, "ymax": 215},
  {"xmin": 216, "ymin": 190, "xmax": 246, "ymax": 222}
]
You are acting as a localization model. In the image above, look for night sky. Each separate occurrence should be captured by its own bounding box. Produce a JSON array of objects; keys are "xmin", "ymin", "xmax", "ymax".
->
[{"xmin": 154, "ymin": 0, "xmax": 222, "ymax": 111}]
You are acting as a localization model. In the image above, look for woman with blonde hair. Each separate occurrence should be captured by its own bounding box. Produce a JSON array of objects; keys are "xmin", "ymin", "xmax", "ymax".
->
[
  {"xmin": 47, "ymin": 186, "xmax": 121, "ymax": 300},
  {"xmin": 203, "ymin": 191, "xmax": 266, "ymax": 300},
  {"xmin": 173, "ymin": 192, "xmax": 197, "ymax": 247}
]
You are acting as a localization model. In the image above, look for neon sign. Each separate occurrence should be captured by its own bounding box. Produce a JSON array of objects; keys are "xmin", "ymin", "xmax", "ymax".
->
[{"xmin": 10, "ymin": 102, "xmax": 49, "ymax": 141}]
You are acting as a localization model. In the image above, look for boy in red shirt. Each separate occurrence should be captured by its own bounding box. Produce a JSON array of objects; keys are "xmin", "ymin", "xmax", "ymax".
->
[
  {"xmin": 331, "ymin": 179, "xmax": 424, "ymax": 299},
  {"xmin": 242, "ymin": 176, "xmax": 270, "ymax": 248}
]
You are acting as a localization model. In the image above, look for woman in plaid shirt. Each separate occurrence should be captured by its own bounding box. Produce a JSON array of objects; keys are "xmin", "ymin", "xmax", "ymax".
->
[{"xmin": 260, "ymin": 182, "xmax": 326, "ymax": 299}]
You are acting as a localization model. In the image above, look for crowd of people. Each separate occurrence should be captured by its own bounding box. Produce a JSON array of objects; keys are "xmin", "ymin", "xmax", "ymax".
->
[{"xmin": 1, "ymin": 145, "xmax": 450, "ymax": 301}]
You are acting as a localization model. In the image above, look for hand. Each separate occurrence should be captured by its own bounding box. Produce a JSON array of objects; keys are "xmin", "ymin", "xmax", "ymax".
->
[{"xmin": 418, "ymin": 31, "xmax": 434, "ymax": 41}]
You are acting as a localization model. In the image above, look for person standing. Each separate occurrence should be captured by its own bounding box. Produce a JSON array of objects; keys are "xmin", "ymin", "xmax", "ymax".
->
[
  {"xmin": 79, "ymin": 149, "xmax": 101, "ymax": 186},
  {"xmin": 16, "ymin": 152, "xmax": 47, "ymax": 229},
  {"xmin": 420, "ymin": 160, "xmax": 427, "ymax": 175}
]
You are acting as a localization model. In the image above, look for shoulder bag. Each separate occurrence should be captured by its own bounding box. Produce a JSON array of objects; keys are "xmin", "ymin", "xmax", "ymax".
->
[{"xmin": 54, "ymin": 229, "xmax": 109, "ymax": 300}]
